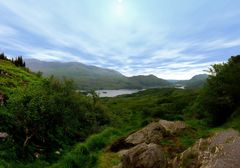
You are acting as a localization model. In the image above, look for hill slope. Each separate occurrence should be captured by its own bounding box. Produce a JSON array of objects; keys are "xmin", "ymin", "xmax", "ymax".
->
[
  {"xmin": 185, "ymin": 74, "xmax": 208, "ymax": 88},
  {"xmin": 170, "ymin": 74, "xmax": 208, "ymax": 88},
  {"xmin": 25, "ymin": 59, "xmax": 170, "ymax": 89},
  {"xmin": 0, "ymin": 59, "xmax": 40, "ymax": 94},
  {"xmin": 129, "ymin": 75, "xmax": 170, "ymax": 88}
]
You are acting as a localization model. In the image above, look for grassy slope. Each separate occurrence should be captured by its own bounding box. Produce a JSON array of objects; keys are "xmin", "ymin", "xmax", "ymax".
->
[
  {"xmin": 0, "ymin": 59, "xmax": 40, "ymax": 94},
  {"xmin": 0, "ymin": 60, "xmax": 42, "ymax": 167}
]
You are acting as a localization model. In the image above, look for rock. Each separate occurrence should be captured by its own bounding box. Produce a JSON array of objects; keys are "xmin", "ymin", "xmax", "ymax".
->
[
  {"xmin": 172, "ymin": 129, "xmax": 240, "ymax": 168},
  {"xmin": 109, "ymin": 137, "xmax": 135, "ymax": 152},
  {"xmin": 125, "ymin": 120, "xmax": 188, "ymax": 145},
  {"xmin": 158, "ymin": 119, "xmax": 187, "ymax": 135},
  {"xmin": 121, "ymin": 143, "xmax": 166, "ymax": 168},
  {"xmin": 125, "ymin": 122, "xmax": 164, "ymax": 145},
  {"xmin": 0, "ymin": 132, "xmax": 8, "ymax": 139}
]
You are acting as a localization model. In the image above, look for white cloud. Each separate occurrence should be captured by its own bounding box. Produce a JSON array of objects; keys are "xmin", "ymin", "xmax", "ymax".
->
[
  {"xmin": 201, "ymin": 39, "xmax": 240, "ymax": 51},
  {"xmin": 0, "ymin": 25, "xmax": 18, "ymax": 37},
  {"xmin": 0, "ymin": 1, "xmax": 239, "ymax": 79}
]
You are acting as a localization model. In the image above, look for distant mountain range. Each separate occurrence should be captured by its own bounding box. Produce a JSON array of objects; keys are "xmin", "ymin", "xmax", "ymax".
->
[
  {"xmin": 168, "ymin": 74, "xmax": 208, "ymax": 88},
  {"xmin": 25, "ymin": 59, "xmax": 170, "ymax": 89},
  {"xmin": 25, "ymin": 59, "xmax": 208, "ymax": 90}
]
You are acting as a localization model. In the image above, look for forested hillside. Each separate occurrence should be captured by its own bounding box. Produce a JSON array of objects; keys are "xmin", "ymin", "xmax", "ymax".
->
[
  {"xmin": 169, "ymin": 74, "xmax": 208, "ymax": 88},
  {"xmin": 0, "ymin": 56, "xmax": 112, "ymax": 167}
]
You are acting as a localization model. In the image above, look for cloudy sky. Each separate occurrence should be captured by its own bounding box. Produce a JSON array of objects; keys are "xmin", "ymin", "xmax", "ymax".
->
[{"xmin": 0, "ymin": 0, "xmax": 240, "ymax": 79}]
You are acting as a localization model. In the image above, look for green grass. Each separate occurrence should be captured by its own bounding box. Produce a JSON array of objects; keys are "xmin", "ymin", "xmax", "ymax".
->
[
  {"xmin": 49, "ymin": 126, "xmax": 140, "ymax": 168},
  {"xmin": 98, "ymin": 152, "xmax": 121, "ymax": 168},
  {"xmin": 48, "ymin": 107, "xmax": 146, "ymax": 168},
  {"xmin": 0, "ymin": 59, "xmax": 41, "ymax": 94}
]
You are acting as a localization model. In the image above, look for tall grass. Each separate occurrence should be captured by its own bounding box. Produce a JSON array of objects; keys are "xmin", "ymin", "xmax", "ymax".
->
[{"xmin": 49, "ymin": 124, "xmax": 141, "ymax": 168}]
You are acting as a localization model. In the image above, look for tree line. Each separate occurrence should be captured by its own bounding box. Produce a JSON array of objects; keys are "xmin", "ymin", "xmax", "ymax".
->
[
  {"xmin": 191, "ymin": 55, "xmax": 240, "ymax": 126},
  {"xmin": 0, "ymin": 53, "xmax": 25, "ymax": 67}
]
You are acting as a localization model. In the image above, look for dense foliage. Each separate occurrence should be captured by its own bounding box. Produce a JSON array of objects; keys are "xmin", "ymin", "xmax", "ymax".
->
[
  {"xmin": 102, "ymin": 88, "xmax": 199, "ymax": 125},
  {"xmin": 0, "ymin": 77, "xmax": 111, "ymax": 161},
  {"xmin": 198, "ymin": 55, "xmax": 240, "ymax": 125},
  {"xmin": 0, "ymin": 58, "xmax": 111, "ymax": 164}
]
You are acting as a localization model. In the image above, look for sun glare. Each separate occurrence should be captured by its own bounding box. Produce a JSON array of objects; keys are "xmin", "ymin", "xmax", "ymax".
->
[
  {"xmin": 114, "ymin": 0, "xmax": 127, "ymax": 19},
  {"xmin": 118, "ymin": 0, "xmax": 123, "ymax": 3},
  {"xmin": 115, "ymin": 3, "xmax": 125, "ymax": 17}
]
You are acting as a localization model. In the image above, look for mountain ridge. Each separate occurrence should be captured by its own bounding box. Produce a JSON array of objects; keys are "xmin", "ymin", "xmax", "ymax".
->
[
  {"xmin": 25, "ymin": 59, "xmax": 207, "ymax": 90},
  {"xmin": 25, "ymin": 59, "xmax": 170, "ymax": 89},
  {"xmin": 170, "ymin": 74, "xmax": 208, "ymax": 88}
]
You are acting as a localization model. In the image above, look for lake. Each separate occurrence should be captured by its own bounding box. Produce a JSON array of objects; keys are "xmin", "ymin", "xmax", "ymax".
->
[{"xmin": 96, "ymin": 89, "xmax": 141, "ymax": 97}]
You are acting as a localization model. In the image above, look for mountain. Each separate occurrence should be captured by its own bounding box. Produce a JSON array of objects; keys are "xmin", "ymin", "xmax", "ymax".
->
[
  {"xmin": 25, "ymin": 59, "xmax": 170, "ymax": 89},
  {"xmin": 25, "ymin": 59, "xmax": 131, "ymax": 89},
  {"xmin": 25, "ymin": 59, "xmax": 124, "ymax": 78},
  {"xmin": 171, "ymin": 74, "xmax": 208, "ymax": 88},
  {"xmin": 129, "ymin": 75, "xmax": 170, "ymax": 88},
  {"xmin": 187, "ymin": 74, "xmax": 208, "ymax": 86}
]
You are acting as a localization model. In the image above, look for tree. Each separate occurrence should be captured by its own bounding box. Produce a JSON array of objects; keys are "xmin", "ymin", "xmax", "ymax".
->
[
  {"xmin": 200, "ymin": 55, "xmax": 240, "ymax": 125},
  {"xmin": 13, "ymin": 56, "xmax": 25, "ymax": 67},
  {"xmin": 0, "ymin": 53, "xmax": 5, "ymax": 59}
]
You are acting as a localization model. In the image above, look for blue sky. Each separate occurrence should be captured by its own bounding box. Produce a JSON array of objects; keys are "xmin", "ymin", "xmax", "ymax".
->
[{"xmin": 0, "ymin": 0, "xmax": 240, "ymax": 79}]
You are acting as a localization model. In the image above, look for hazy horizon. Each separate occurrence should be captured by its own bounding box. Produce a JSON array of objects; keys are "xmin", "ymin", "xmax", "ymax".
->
[
  {"xmin": 1, "ymin": 0, "xmax": 240, "ymax": 79},
  {"xmin": 25, "ymin": 58, "xmax": 207, "ymax": 80}
]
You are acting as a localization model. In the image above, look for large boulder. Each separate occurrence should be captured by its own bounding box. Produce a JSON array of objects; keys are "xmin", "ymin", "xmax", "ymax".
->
[
  {"xmin": 125, "ymin": 120, "xmax": 188, "ymax": 145},
  {"xmin": 172, "ymin": 129, "xmax": 240, "ymax": 168},
  {"xmin": 121, "ymin": 143, "xmax": 166, "ymax": 168}
]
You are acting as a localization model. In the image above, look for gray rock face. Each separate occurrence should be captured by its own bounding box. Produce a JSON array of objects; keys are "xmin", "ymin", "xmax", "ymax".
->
[
  {"xmin": 114, "ymin": 120, "xmax": 188, "ymax": 168},
  {"xmin": 125, "ymin": 120, "xmax": 188, "ymax": 145},
  {"xmin": 121, "ymin": 143, "xmax": 166, "ymax": 168},
  {"xmin": 172, "ymin": 129, "xmax": 240, "ymax": 168},
  {"xmin": 113, "ymin": 119, "xmax": 240, "ymax": 168}
]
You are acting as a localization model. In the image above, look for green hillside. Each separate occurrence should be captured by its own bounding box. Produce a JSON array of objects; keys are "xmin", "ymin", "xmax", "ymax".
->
[
  {"xmin": 0, "ymin": 59, "xmax": 41, "ymax": 94},
  {"xmin": 170, "ymin": 74, "xmax": 208, "ymax": 88},
  {"xmin": 0, "ymin": 57, "xmax": 114, "ymax": 167},
  {"xmin": 129, "ymin": 75, "xmax": 170, "ymax": 88}
]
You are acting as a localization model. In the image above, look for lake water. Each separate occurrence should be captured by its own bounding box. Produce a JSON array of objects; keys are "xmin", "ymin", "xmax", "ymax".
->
[{"xmin": 96, "ymin": 89, "xmax": 141, "ymax": 97}]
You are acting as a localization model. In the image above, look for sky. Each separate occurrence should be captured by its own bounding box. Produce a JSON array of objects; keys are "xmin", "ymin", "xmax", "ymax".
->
[{"xmin": 0, "ymin": 0, "xmax": 240, "ymax": 79}]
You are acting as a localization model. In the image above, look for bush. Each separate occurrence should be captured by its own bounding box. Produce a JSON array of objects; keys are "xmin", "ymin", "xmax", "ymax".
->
[{"xmin": 0, "ymin": 77, "xmax": 110, "ymax": 161}]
